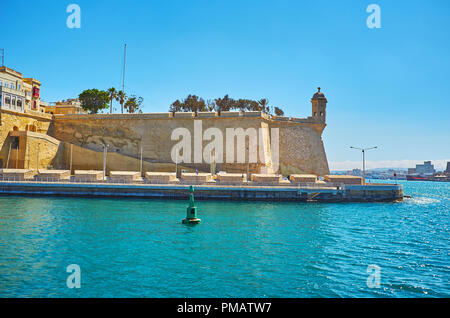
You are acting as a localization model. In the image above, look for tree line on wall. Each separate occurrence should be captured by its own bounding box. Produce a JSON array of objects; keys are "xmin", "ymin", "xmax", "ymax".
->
[
  {"xmin": 78, "ymin": 89, "xmax": 285, "ymax": 117},
  {"xmin": 169, "ymin": 94, "xmax": 285, "ymax": 116},
  {"xmin": 78, "ymin": 87, "xmax": 143, "ymax": 114}
]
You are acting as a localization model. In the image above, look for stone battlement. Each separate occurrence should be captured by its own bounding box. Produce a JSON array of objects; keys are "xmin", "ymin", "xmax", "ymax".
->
[{"xmin": 52, "ymin": 111, "xmax": 322, "ymax": 125}]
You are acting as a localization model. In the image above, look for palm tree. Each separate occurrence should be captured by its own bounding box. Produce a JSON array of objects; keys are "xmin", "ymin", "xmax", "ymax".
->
[
  {"xmin": 258, "ymin": 98, "xmax": 269, "ymax": 113},
  {"xmin": 107, "ymin": 87, "xmax": 117, "ymax": 114},
  {"xmin": 117, "ymin": 90, "xmax": 126, "ymax": 114}
]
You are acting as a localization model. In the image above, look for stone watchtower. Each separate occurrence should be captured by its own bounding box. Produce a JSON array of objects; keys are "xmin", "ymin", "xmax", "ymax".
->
[{"xmin": 311, "ymin": 87, "xmax": 327, "ymax": 123}]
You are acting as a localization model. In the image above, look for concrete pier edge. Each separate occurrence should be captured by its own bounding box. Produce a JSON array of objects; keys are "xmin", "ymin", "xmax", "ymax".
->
[{"xmin": 0, "ymin": 181, "xmax": 403, "ymax": 202}]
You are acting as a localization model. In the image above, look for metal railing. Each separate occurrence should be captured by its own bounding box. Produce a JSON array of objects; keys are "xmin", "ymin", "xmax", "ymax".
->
[{"xmin": 0, "ymin": 175, "xmax": 346, "ymax": 189}]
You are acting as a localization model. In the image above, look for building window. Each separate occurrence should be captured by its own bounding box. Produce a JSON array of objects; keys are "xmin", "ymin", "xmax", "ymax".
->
[
  {"xmin": 314, "ymin": 112, "xmax": 317, "ymax": 116},
  {"xmin": 17, "ymin": 99, "xmax": 22, "ymax": 108},
  {"xmin": 0, "ymin": 81, "xmax": 2, "ymax": 86},
  {"xmin": 5, "ymin": 96, "xmax": 10, "ymax": 106},
  {"xmin": 12, "ymin": 97, "xmax": 16, "ymax": 107},
  {"xmin": 11, "ymin": 85, "xmax": 15, "ymax": 90},
  {"xmin": 320, "ymin": 112, "xmax": 324, "ymax": 116}
]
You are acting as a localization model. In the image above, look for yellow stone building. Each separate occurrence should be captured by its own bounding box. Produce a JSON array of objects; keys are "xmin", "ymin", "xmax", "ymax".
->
[
  {"xmin": 44, "ymin": 98, "xmax": 86, "ymax": 115},
  {"xmin": 0, "ymin": 66, "xmax": 43, "ymax": 113}
]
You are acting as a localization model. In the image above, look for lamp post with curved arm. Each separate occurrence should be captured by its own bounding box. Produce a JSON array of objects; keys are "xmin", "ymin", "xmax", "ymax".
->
[{"xmin": 350, "ymin": 146, "xmax": 377, "ymax": 185}]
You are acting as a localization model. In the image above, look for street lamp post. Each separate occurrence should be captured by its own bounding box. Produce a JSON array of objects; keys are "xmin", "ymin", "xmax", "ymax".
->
[
  {"xmin": 350, "ymin": 146, "xmax": 377, "ymax": 185},
  {"xmin": 103, "ymin": 144, "xmax": 109, "ymax": 181},
  {"xmin": 140, "ymin": 142, "xmax": 143, "ymax": 177},
  {"xmin": 70, "ymin": 144, "xmax": 73, "ymax": 174},
  {"xmin": 175, "ymin": 150, "xmax": 178, "ymax": 177},
  {"xmin": 36, "ymin": 142, "xmax": 40, "ymax": 171},
  {"xmin": 246, "ymin": 146, "xmax": 250, "ymax": 181}
]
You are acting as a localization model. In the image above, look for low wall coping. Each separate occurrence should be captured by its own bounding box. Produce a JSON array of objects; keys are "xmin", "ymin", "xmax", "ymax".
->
[
  {"xmin": 74, "ymin": 170, "xmax": 103, "ymax": 175},
  {"xmin": 110, "ymin": 171, "xmax": 140, "ymax": 176},
  {"xmin": 38, "ymin": 170, "xmax": 70, "ymax": 175}
]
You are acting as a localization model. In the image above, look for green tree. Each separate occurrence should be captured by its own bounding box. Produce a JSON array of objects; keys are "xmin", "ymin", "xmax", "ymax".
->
[
  {"xmin": 117, "ymin": 90, "xmax": 126, "ymax": 114},
  {"xmin": 206, "ymin": 99, "xmax": 215, "ymax": 112},
  {"xmin": 258, "ymin": 98, "xmax": 270, "ymax": 113},
  {"xmin": 214, "ymin": 95, "xmax": 235, "ymax": 112},
  {"xmin": 274, "ymin": 107, "xmax": 284, "ymax": 116},
  {"xmin": 168, "ymin": 94, "xmax": 283, "ymax": 115},
  {"xmin": 169, "ymin": 95, "xmax": 207, "ymax": 113},
  {"xmin": 169, "ymin": 99, "xmax": 182, "ymax": 112},
  {"xmin": 124, "ymin": 95, "xmax": 144, "ymax": 113},
  {"xmin": 79, "ymin": 89, "xmax": 110, "ymax": 114},
  {"xmin": 107, "ymin": 87, "xmax": 118, "ymax": 114}
]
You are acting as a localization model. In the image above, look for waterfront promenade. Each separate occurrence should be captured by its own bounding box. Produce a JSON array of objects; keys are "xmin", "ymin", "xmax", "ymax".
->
[{"xmin": 0, "ymin": 178, "xmax": 403, "ymax": 202}]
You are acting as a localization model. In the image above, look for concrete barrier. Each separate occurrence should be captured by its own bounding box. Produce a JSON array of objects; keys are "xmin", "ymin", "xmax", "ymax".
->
[
  {"xmin": 216, "ymin": 173, "xmax": 247, "ymax": 184},
  {"xmin": 74, "ymin": 170, "xmax": 103, "ymax": 182},
  {"xmin": 181, "ymin": 172, "xmax": 214, "ymax": 184},
  {"xmin": 289, "ymin": 174, "xmax": 317, "ymax": 183},
  {"xmin": 251, "ymin": 174, "xmax": 282, "ymax": 184},
  {"xmin": 145, "ymin": 172, "xmax": 179, "ymax": 184},
  {"xmin": 38, "ymin": 170, "xmax": 70, "ymax": 181},
  {"xmin": 324, "ymin": 175, "xmax": 363, "ymax": 185},
  {"xmin": 110, "ymin": 171, "xmax": 140, "ymax": 183},
  {"xmin": 0, "ymin": 169, "xmax": 35, "ymax": 181}
]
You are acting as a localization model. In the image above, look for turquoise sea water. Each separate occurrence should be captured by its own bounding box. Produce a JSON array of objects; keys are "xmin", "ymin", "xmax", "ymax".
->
[{"xmin": 0, "ymin": 180, "xmax": 448, "ymax": 298}]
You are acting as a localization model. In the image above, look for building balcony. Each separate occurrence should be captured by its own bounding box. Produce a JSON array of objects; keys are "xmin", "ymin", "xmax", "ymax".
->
[{"xmin": 0, "ymin": 85, "xmax": 26, "ymax": 98}]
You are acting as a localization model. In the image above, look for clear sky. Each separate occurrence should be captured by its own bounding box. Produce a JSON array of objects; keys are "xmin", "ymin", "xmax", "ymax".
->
[{"xmin": 1, "ymin": 0, "xmax": 449, "ymax": 170}]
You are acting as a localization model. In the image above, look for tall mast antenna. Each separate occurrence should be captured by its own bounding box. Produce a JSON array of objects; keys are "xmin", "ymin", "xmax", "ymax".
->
[
  {"xmin": 122, "ymin": 44, "xmax": 127, "ymax": 113},
  {"xmin": 0, "ymin": 49, "xmax": 4, "ymax": 67}
]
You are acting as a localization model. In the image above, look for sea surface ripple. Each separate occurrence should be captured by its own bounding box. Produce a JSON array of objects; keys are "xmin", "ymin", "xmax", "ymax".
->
[{"xmin": 0, "ymin": 180, "xmax": 448, "ymax": 297}]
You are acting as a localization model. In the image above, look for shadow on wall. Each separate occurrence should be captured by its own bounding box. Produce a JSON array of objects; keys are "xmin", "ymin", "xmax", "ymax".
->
[
  {"xmin": 50, "ymin": 142, "xmax": 67, "ymax": 169},
  {"xmin": 64, "ymin": 143, "xmax": 195, "ymax": 174},
  {"xmin": 0, "ymin": 134, "xmax": 18, "ymax": 168},
  {"xmin": 0, "ymin": 133, "xmax": 66, "ymax": 170}
]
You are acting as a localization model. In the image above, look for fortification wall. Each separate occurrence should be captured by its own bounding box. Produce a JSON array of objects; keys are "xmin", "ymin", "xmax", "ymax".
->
[
  {"xmin": 0, "ymin": 110, "xmax": 57, "ymax": 169},
  {"xmin": 50, "ymin": 112, "xmax": 330, "ymax": 176}
]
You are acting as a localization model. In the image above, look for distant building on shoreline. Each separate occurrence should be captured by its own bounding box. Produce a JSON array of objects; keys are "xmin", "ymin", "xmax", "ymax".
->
[{"xmin": 408, "ymin": 161, "xmax": 435, "ymax": 176}]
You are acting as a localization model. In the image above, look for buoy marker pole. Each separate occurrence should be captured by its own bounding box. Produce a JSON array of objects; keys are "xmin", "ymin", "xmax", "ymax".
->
[{"xmin": 182, "ymin": 185, "xmax": 201, "ymax": 224}]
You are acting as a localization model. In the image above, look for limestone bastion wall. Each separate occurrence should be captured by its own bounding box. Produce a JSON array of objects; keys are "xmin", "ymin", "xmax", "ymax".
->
[
  {"xmin": 48, "ymin": 111, "xmax": 330, "ymax": 176},
  {"xmin": 0, "ymin": 109, "xmax": 66, "ymax": 169}
]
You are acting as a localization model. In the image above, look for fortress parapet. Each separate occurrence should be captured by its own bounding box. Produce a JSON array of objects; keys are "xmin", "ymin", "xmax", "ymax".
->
[{"xmin": 53, "ymin": 111, "xmax": 321, "ymax": 124}]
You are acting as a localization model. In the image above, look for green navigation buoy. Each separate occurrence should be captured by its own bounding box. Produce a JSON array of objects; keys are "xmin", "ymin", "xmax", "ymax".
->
[{"xmin": 182, "ymin": 185, "xmax": 201, "ymax": 224}]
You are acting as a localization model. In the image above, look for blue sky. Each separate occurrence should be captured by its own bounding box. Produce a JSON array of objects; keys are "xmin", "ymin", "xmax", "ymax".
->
[{"xmin": 1, "ymin": 0, "xmax": 449, "ymax": 169}]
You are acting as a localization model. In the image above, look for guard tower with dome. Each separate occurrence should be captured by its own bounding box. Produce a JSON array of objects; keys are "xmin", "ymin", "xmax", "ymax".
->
[{"xmin": 311, "ymin": 87, "xmax": 327, "ymax": 124}]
